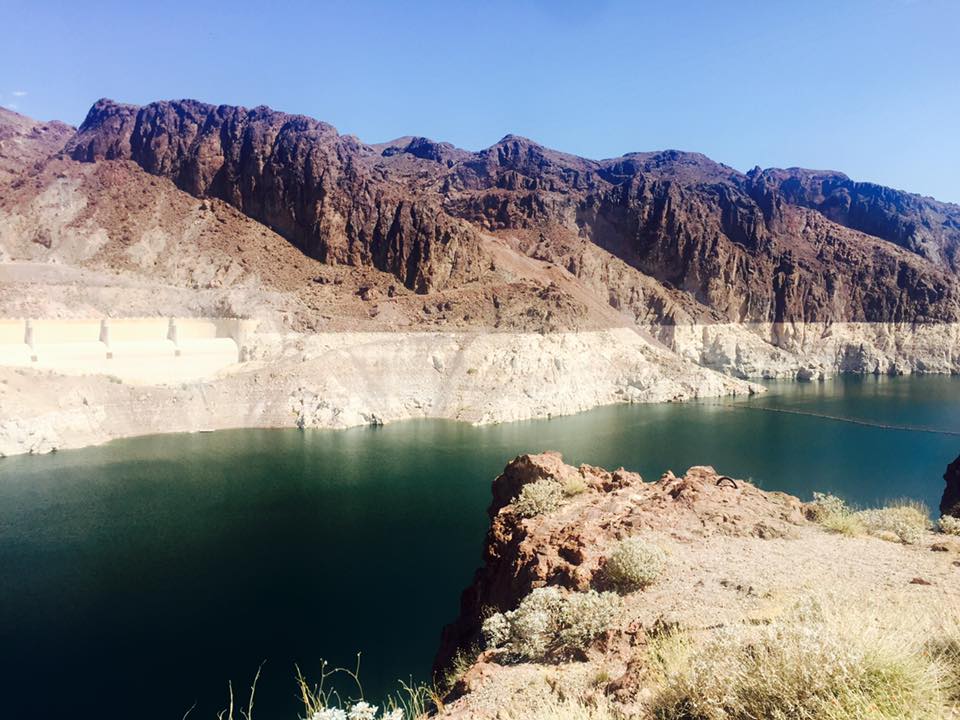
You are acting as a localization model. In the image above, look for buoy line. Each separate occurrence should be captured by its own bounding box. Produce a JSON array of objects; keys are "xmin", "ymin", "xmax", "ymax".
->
[{"xmin": 720, "ymin": 403, "xmax": 960, "ymax": 437}]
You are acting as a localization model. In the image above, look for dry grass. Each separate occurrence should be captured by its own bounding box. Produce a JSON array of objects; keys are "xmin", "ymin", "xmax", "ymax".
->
[
  {"xmin": 649, "ymin": 595, "xmax": 959, "ymax": 720},
  {"xmin": 437, "ymin": 645, "xmax": 480, "ymax": 695},
  {"xmin": 489, "ymin": 691, "xmax": 621, "ymax": 720},
  {"xmin": 810, "ymin": 494, "xmax": 931, "ymax": 544},
  {"xmin": 818, "ymin": 512, "xmax": 865, "ymax": 537}
]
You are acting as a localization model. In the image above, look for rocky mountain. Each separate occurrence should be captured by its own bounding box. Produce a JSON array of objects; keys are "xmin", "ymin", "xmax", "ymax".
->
[
  {"xmin": 0, "ymin": 107, "xmax": 73, "ymax": 185},
  {"xmin": 63, "ymin": 98, "xmax": 960, "ymax": 326}
]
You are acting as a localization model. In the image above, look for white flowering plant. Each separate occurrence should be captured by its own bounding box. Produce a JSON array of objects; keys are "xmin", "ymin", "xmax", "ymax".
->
[
  {"xmin": 855, "ymin": 503, "xmax": 930, "ymax": 544},
  {"xmin": 807, "ymin": 492, "xmax": 849, "ymax": 522},
  {"xmin": 481, "ymin": 586, "xmax": 621, "ymax": 661},
  {"xmin": 295, "ymin": 657, "xmax": 425, "ymax": 720},
  {"xmin": 939, "ymin": 514, "xmax": 960, "ymax": 536}
]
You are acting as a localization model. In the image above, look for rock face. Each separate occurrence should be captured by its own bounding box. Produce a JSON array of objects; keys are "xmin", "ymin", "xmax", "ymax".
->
[
  {"xmin": 65, "ymin": 99, "xmax": 960, "ymax": 324},
  {"xmin": 434, "ymin": 452, "xmax": 805, "ymax": 674},
  {"xmin": 66, "ymin": 99, "xmax": 490, "ymax": 294},
  {"xmin": 942, "ymin": 454, "xmax": 960, "ymax": 517},
  {"xmin": 0, "ymin": 107, "xmax": 73, "ymax": 186},
  {"xmin": 751, "ymin": 167, "xmax": 960, "ymax": 272}
]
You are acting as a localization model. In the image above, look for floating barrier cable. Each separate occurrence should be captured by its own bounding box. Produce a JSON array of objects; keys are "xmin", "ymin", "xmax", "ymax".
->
[{"xmin": 722, "ymin": 403, "xmax": 960, "ymax": 437}]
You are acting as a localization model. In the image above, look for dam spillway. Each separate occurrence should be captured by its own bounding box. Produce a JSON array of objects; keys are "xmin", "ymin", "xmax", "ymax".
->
[{"xmin": 0, "ymin": 317, "xmax": 259, "ymax": 383}]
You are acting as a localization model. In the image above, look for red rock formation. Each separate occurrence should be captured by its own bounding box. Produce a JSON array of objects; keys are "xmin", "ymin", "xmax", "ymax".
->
[
  {"xmin": 434, "ymin": 452, "xmax": 805, "ymax": 675},
  {"xmin": 67, "ymin": 99, "xmax": 491, "ymax": 294},
  {"xmin": 64, "ymin": 99, "xmax": 960, "ymax": 322}
]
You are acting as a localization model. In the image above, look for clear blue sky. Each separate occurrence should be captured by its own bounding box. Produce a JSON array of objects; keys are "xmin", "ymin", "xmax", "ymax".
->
[{"xmin": 2, "ymin": 0, "xmax": 958, "ymax": 202}]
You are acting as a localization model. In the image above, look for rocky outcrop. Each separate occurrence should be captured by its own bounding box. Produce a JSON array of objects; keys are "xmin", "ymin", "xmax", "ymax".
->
[
  {"xmin": 63, "ymin": 99, "xmax": 960, "ymax": 326},
  {"xmin": 942, "ymin": 454, "xmax": 960, "ymax": 518},
  {"xmin": 434, "ymin": 452, "xmax": 805, "ymax": 675},
  {"xmin": 435, "ymin": 453, "xmax": 960, "ymax": 720},
  {"xmin": 66, "ymin": 99, "xmax": 491, "ymax": 294}
]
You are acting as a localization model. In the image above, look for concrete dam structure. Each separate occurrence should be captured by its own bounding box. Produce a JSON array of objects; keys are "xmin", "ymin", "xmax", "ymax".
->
[{"xmin": 0, "ymin": 317, "xmax": 259, "ymax": 383}]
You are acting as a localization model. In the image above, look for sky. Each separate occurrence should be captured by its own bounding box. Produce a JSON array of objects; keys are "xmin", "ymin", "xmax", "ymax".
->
[{"xmin": 2, "ymin": 0, "xmax": 958, "ymax": 202}]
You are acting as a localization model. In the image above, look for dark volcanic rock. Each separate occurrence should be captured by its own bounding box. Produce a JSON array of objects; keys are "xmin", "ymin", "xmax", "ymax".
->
[
  {"xmin": 65, "ymin": 98, "xmax": 960, "ymax": 320},
  {"xmin": 942, "ymin": 454, "xmax": 960, "ymax": 518},
  {"xmin": 748, "ymin": 167, "xmax": 960, "ymax": 272},
  {"xmin": 67, "ymin": 99, "xmax": 489, "ymax": 293}
]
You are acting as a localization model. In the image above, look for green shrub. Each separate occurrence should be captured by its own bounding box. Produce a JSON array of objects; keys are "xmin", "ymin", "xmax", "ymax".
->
[
  {"xmin": 513, "ymin": 480, "xmax": 564, "ymax": 518},
  {"xmin": 602, "ymin": 537, "xmax": 666, "ymax": 592},
  {"xmin": 481, "ymin": 587, "xmax": 621, "ymax": 661}
]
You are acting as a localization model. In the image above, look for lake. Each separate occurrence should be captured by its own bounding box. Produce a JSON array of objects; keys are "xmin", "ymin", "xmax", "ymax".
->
[{"xmin": 1, "ymin": 376, "xmax": 958, "ymax": 719}]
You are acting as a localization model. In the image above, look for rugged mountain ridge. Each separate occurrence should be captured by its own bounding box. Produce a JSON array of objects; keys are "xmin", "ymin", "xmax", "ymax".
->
[
  {"xmin": 3, "ymin": 101, "xmax": 960, "ymax": 456},
  {"xmin": 65, "ymin": 98, "xmax": 960, "ymax": 326},
  {"xmin": 66, "ymin": 99, "xmax": 490, "ymax": 294}
]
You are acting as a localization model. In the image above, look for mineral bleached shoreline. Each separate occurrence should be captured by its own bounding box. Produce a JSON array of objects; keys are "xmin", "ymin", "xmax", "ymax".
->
[
  {"xmin": 0, "ymin": 327, "xmax": 756, "ymax": 457},
  {"xmin": 4, "ymin": 318, "xmax": 960, "ymax": 458}
]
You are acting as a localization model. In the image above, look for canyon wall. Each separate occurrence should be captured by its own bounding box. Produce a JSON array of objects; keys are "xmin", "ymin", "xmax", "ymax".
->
[{"xmin": 0, "ymin": 327, "xmax": 754, "ymax": 457}]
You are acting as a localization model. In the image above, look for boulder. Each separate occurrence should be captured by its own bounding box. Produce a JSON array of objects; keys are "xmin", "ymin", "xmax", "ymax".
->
[{"xmin": 941, "ymin": 454, "xmax": 960, "ymax": 518}]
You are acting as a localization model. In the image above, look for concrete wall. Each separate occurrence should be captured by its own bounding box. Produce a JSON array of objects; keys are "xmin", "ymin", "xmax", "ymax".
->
[
  {"xmin": 0, "ymin": 319, "xmax": 26, "ymax": 344},
  {"xmin": 0, "ymin": 316, "xmax": 259, "ymax": 383},
  {"xmin": 0, "ymin": 320, "xmax": 30, "ymax": 366}
]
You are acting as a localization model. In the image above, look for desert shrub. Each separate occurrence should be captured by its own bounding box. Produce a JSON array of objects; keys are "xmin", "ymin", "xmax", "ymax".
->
[
  {"xmin": 513, "ymin": 480, "xmax": 564, "ymax": 518},
  {"xmin": 482, "ymin": 587, "xmax": 621, "ymax": 661},
  {"xmin": 939, "ymin": 514, "xmax": 960, "ymax": 536},
  {"xmin": 819, "ymin": 512, "xmax": 865, "ymax": 537},
  {"xmin": 562, "ymin": 474, "xmax": 588, "ymax": 497},
  {"xmin": 810, "ymin": 493, "xmax": 931, "ymax": 544},
  {"xmin": 650, "ymin": 597, "xmax": 949, "ymax": 720},
  {"xmin": 855, "ymin": 505, "xmax": 929, "ymax": 544},
  {"xmin": 807, "ymin": 492, "xmax": 848, "ymax": 522},
  {"xmin": 602, "ymin": 537, "xmax": 666, "ymax": 592}
]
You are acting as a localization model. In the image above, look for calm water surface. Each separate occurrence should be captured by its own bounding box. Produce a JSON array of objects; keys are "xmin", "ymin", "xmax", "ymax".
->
[{"xmin": 1, "ymin": 376, "xmax": 958, "ymax": 719}]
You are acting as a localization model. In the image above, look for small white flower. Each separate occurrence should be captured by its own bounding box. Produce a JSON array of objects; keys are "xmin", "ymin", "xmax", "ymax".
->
[
  {"xmin": 310, "ymin": 709, "xmax": 347, "ymax": 720},
  {"xmin": 347, "ymin": 701, "xmax": 378, "ymax": 720},
  {"xmin": 382, "ymin": 710, "xmax": 404, "ymax": 720}
]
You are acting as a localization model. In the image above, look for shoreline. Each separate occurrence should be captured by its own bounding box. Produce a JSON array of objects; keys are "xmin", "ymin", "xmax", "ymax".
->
[
  {"xmin": 3, "ymin": 321, "xmax": 960, "ymax": 458},
  {"xmin": 0, "ymin": 328, "xmax": 755, "ymax": 457}
]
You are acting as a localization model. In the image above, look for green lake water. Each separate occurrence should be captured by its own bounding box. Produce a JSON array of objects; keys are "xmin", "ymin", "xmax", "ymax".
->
[{"xmin": 1, "ymin": 376, "xmax": 958, "ymax": 719}]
